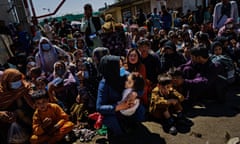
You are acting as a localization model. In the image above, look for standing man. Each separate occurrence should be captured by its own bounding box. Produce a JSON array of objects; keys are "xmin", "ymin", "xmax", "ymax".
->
[
  {"xmin": 43, "ymin": 18, "xmax": 53, "ymax": 40},
  {"xmin": 136, "ymin": 8, "xmax": 146, "ymax": 27},
  {"xmin": 212, "ymin": 0, "xmax": 238, "ymax": 30},
  {"xmin": 149, "ymin": 8, "xmax": 162, "ymax": 34},
  {"xmin": 160, "ymin": 5, "xmax": 172, "ymax": 32},
  {"xmin": 81, "ymin": 4, "xmax": 104, "ymax": 52}
]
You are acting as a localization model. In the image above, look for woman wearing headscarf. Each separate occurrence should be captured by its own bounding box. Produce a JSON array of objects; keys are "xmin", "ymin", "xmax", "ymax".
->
[
  {"xmin": 48, "ymin": 61, "xmax": 78, "ymax": 113},
  {"xmin": 0, "ymin": 68, "xmax": 35, "ymax": 143},
  {"xmin": 76, "ymin": 38, "xmax": 92, "ymax": 57},
  {"xmin": 96, "ymin": 55, "xmax": 145, "ymax": 142},
  {"xmin": 35, "ymin": 37, "xmax": 70, "ymax": 76}
]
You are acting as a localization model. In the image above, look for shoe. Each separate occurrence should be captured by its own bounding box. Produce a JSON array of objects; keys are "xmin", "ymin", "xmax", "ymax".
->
[
  {"xmin": 64, "ymin": 134, "xmax": 70, "ymax": 142},
  {"xmin": 177, "ymin": 117, "xmax": 194, "ymax": 127},
  {"xmin": 169, "ymin": 125, "xmax": 178, "ymax": 135},
  {"xmin": 192, "ymin": 103, "xmax": 206, "ymax": 109}
]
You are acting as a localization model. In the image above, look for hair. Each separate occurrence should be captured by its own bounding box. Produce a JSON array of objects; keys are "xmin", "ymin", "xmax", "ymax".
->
[
  {"xmin": 84, "ymin": 3, "xmax": 92, "ymax": 10},
  {"xmin": 157, "ymin": 73, "xmax": 172, "ymax": 86},
  {"xmin": 167, "ymin": 68, "xmax": 183, "ymax": 77},
  {"xmin": 137, "ymin": 38, "xmax": 151, "ymax": 47},
  {"xmin": 30, "ymin": 66, "xmax": 42, "ymax": 77},
  {"xmin": 53, "ymin": 60, "xmax": 66, "ymax": 70},
  {"xmin": 31, "ymin": 90, "xmax": 49, "ymax": 102},
  {"xmin": 190, "ymin": 46, "xmax": 209, "ymax": 58},
  {"xmin": 35, "ymin": 76, "xmax": 48, "ymax": 86},
  {"xmin": 126, "ymin": 48, "xmax": 142, "ymax": 72},
  {"xmin": 129, "ymin": 72, "xmax": 145, "ymax": 91},
  {"xmin": 211, "ymin": 41, "xmax": 223, "ymax": 54}
]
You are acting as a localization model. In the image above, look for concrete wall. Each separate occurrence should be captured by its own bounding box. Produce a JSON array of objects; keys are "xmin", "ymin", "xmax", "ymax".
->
[
  {"xmin": 0, "ymin": 0, "xmax": 15, "ymax": 25},
  {"xmin": 182, "ymin": 0, "xmax": 203, "ymax": 14}
]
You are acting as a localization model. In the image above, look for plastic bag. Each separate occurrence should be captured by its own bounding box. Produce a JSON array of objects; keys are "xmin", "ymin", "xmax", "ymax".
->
[{"xmin": 8, "ymin": 122, "xmax": 29, "ymax": 144}]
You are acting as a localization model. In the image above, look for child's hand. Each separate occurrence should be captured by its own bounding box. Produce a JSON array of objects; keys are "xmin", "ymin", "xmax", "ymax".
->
[
  {"xmin": 0, "ymin": 111, "xmax": 16, "ymax": 123},
  {"xmin": 167, "ymin": 99, "xmax": 178, "ymax": 105},
  {"xmin": 125, "ymin": 92, "xmax": 138, "ymax": 108},
  {"xmin": 77, "ymin": 71, "xmax": 84, "ymax": 80},
  {"xmin": 76, "ymin": 95, "xmax": 81, "ymax": 103},
  {"xmin": 42, "ymin": 117, "xmax": 52, "ymax": 129},
  {"xmin": 116, "ymin": 98, "xmax": 136, "ymax": 111},
  {"xmin": 48, "ymin": 123, "xmax": 61, "ymax": 135}
]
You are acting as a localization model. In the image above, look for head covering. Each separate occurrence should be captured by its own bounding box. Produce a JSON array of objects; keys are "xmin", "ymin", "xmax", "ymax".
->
[
  {"xmin": 99, "ymin": 55, "xmax": 121, "ymax": 92},
  {"xmin": 198, "ymin": 33, "xmax": 209, "ymax": 42},
  {"xmin": 168, "ymin": 30, "xmax": 177, "ymax": 39},
  {"xmin": 102, "ymin": 14, "xmax": 122, "ymax": 33},
  {"xmin": 182, "ymin": 24, "xmax": 189, "ymax": 29},
  {"xmin": 211, "ymin": 41, "xmax": 223, "ymax": 53},
  {"xmin": 105, "ymin": 14, "xmax": 114, "ymax": 22},
  {"xmin": 164, "ymin": 40, "xmax": 176, "ymax": 51},
  {"xmin": 92, "ymin": 47, "xmax": 110, "ymax": 64},
  {"xmin": 225, "ymin": 18, "xmax": 234, "ymax": 25},
  {"xmin": 0, "ymin": 68, "xmax": 34, "ymax": 109},
  {"xmin": 213, "ymin": 36, "xmax": 228, "ymax": 45},
  {"xmin": 38, "ymin": 37, "xmax": 58, "ymax": 72}
]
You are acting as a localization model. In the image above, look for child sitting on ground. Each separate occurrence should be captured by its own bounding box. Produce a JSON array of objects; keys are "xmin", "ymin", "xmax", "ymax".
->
[
  {"xmin": 30, "ymin": 90, "xmax": 74, "ymax": 144},
  {"xmin": 149, "ymin": 73, "xmax": 193, "ymax": 135}
]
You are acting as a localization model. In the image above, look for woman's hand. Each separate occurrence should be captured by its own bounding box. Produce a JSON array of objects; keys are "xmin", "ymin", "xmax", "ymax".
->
[
  {"xmin": 115, "ymin": 101, "xmax": 131, "ymax": 111},
  {"xmin": 0, "ymin": 111, "xmax": 16, "ymax": 123},
  {"xmin": 115, "ymin": 97, "xmax": 136, "ymax": 112}
]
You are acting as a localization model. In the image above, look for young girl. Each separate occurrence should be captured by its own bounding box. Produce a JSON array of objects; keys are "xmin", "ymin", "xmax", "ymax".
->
[{"xmin": 119, "ymin": 72, "xmax": 145, "ymax": 116}]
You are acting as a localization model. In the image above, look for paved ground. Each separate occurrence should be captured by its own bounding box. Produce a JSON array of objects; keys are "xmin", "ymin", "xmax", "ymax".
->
[{"xmin": 73, "ymin": 85, "xmax": 240, "ymax": 144}]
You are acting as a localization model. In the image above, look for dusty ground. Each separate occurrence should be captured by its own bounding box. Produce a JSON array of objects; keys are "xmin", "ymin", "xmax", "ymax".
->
[{"xmin": 72, "ymin": 85, "xmax": 240, "ymax": 144}]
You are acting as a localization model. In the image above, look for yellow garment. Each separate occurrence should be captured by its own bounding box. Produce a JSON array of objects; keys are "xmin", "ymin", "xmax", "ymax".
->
[
  {"xmin": 102, "ymin": 21, "xmax": 123, "ymax": 33},
  {"xmin": 31, "ymin": 103, "xmax": 74, "ymax": 144},
  {"xmin": 149, "ymin": 86, "xmax": 184, "ymax": 119}
]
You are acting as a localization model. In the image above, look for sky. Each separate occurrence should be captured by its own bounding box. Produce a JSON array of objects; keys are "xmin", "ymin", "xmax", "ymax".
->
[{"xmin": 32, "ymin": 0, "xmax": 116, "ymax": 16}]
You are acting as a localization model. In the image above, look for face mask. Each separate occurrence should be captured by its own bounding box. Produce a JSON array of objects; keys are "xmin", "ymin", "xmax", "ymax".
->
[
  {"xmin": 226, "ymin": 23, "xmax": 234, "ymax": 29},
  {"xmin": 10, "ymin": 80, "xmax": 22, "ymax": 89},
  {"xmin": 56, "ymin": 69, "xmax": 65, "ymax": 76},
  {"xmin": 64, "ymin": 62, "xmax": 68, "ymax": 66},
  {"xmin": 42, "ymin": 44, "xmax": 51, "ymax": 51},
  {"xmin": 84, "ymin": 71, "xmax": 89, "ymax": 79}
]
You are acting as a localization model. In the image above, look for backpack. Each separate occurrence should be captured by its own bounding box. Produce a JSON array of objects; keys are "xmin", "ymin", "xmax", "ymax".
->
[{"xmin": 211, "ymin": 55, "xmax": 235, "ymax": 84}]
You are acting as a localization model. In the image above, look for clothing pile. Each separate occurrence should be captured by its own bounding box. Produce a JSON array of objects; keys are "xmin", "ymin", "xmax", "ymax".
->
[{"xmin": 72, "ymin": 127, "xmax": 97, "ymax": 142}]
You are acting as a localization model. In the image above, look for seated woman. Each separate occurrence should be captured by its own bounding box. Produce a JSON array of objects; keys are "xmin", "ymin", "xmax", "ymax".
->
[
  {"xmin": 96, "ymin": 55, "xmax": 146, "ymax": 139},
  {"xmin": 48, "ymin": 61, "xmax": 78, "ymax": 113},
  {"xmin": 0, "ymin": 68, "xmax": 35, "ymax": 143}
]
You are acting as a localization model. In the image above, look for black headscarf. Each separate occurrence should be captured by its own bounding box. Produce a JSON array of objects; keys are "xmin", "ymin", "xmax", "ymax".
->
[{"xmin": 99, "ymin": 55, "xmax": 122, "ymax": 92}]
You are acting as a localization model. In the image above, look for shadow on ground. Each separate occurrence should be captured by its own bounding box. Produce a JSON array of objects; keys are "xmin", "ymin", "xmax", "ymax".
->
[
  {"xmin": 185, "ymin": 85, "xmax": 240, "ymax": 118},
  {"xmin": 96, "ymin": 123, "xmax": 166, "ymax": 144}
]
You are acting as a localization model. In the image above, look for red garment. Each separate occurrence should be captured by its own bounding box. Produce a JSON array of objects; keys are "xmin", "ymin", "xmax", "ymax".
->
[{"xmin": 88, "ymin": 112, "xmax": 103, "ymax": 129}]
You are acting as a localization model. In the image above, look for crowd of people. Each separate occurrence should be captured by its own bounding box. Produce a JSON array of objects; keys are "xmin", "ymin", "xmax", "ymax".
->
[{"xmin": 0, "ymin": 0, "xmax": 240, "ymax": 143}]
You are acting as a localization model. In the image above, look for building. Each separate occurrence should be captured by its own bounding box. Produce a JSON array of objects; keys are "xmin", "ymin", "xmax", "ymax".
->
[
  {"xmin": 0, "ymin": 0, "xmax": 31, "ymax": 32},
  {"xmin": 103, "ymin": 0, "xmax": 210, "ymax": 23},
  {"xmin": 0, "ymin": 0, "xmax": 16, "ymax": 26}
]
